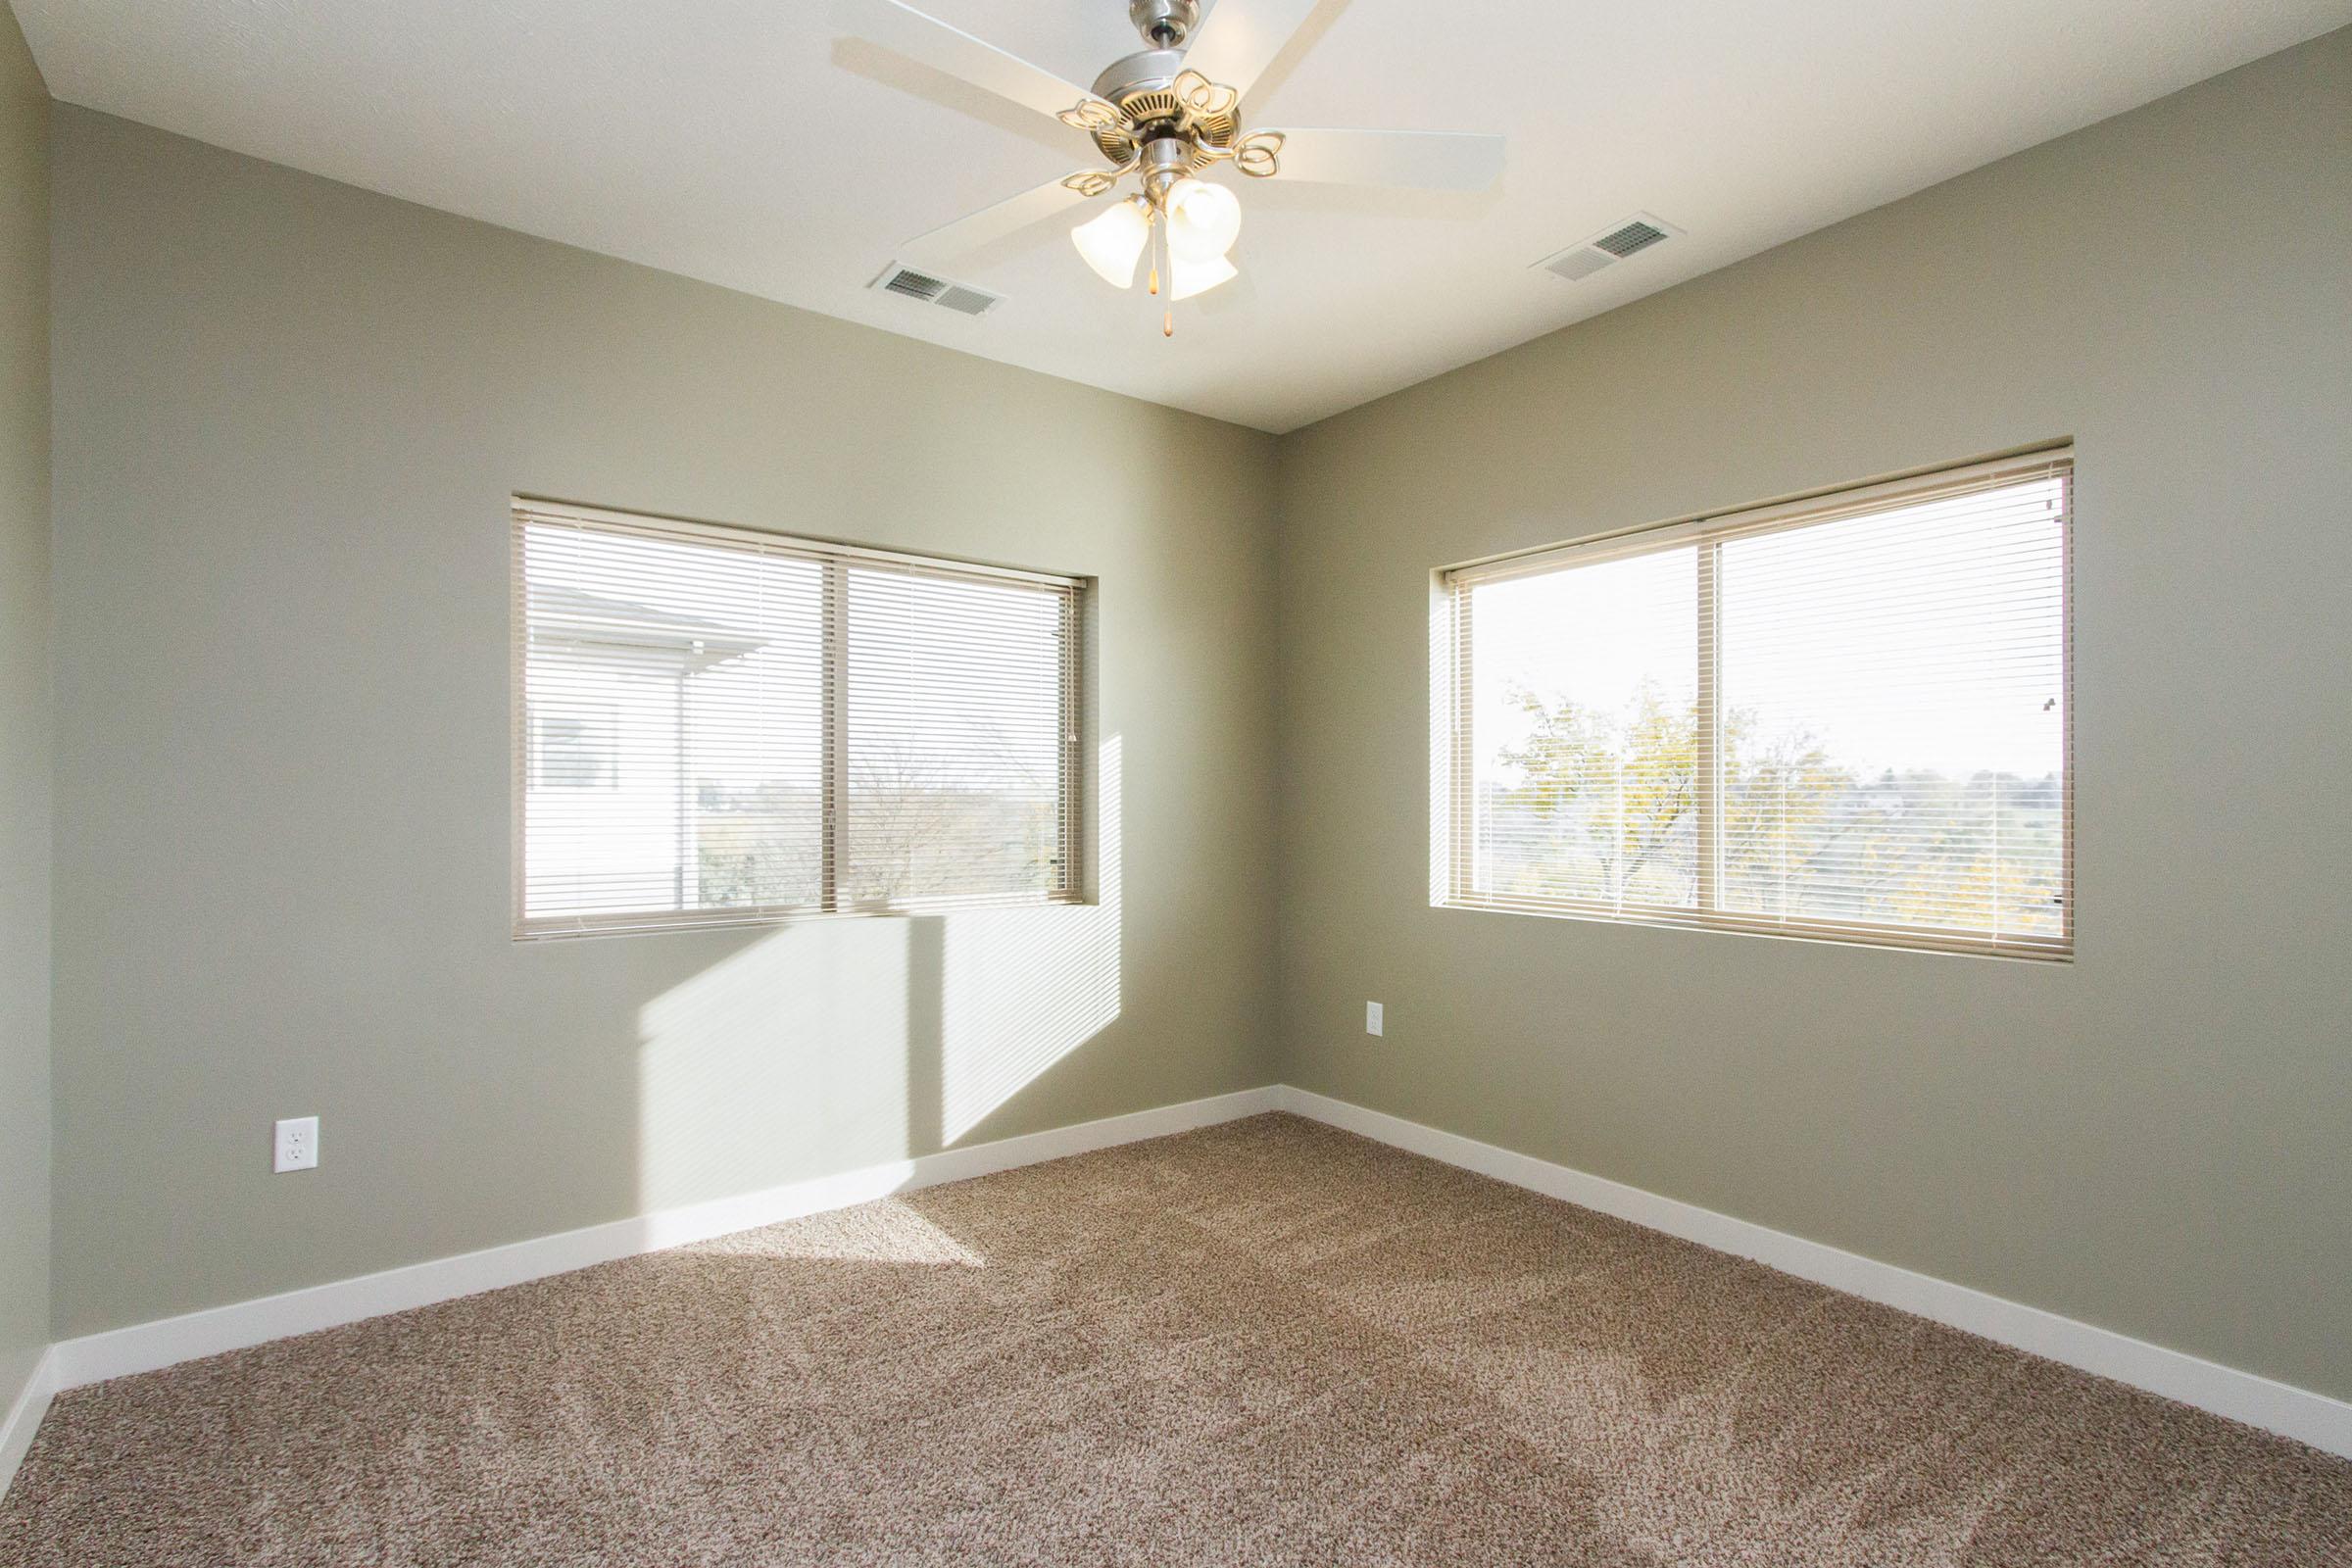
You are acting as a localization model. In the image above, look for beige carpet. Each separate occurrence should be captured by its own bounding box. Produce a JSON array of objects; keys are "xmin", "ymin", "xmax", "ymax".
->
[{"xmin": 3, "ymin": 1114, "xmax": 2347, "ymax": 1566}]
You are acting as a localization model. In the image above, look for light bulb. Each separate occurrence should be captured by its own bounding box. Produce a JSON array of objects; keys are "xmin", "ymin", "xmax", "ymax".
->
[
  {"xmin": 1163, "ymin": 178, "xmax": 1242, "ymax": 262},
  {"xmin": 1071, "ymin": 199, "xmax": 1151, "ymax": 289},
  {"xmin": 1170, "ymin": 253, "xmax": 1238, "ymax": 301}
]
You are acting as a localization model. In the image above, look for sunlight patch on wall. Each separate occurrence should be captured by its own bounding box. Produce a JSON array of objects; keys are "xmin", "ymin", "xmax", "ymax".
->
[
  {"xmin": 634, "ymin": 738, "xmax": 1121, "ymax": 1205},
  {"xmin": 937, "ymin": 736, "xmax": 1123, "ymax": 1144},
  {"xmin": 635, "ymin": 919, "xmax": 913, "ymax": 1209}
]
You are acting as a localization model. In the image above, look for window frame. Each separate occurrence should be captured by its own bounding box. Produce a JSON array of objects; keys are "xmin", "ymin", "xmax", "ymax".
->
[
  {"xmin": 511, "ymin": 497, "xmax": 1088, "ymax": 941},
  {"xmin": 1434, "ymin": 449, "xmax": 2074, "ymax": 962}
]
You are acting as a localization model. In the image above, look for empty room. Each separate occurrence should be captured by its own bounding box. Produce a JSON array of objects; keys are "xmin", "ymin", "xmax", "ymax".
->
[{"xmin": 2, "ymin": 0, "xmax": 2349, "ymax": 1562}]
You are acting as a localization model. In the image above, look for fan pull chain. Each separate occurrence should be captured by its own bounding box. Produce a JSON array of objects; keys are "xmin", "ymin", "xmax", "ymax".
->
[{"xmin": 1148, "ymin": 211, "xmax": 1173, "ymax": 337}]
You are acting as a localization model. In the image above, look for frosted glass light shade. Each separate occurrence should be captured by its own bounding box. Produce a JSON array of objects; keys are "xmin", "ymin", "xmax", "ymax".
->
[
  {"xmin": 1170, "ymin": 253, "xmax": 1238, "ymax": 301},
  {"xmin": 1164, "ymin": 178, "xmax": 1242, "ymax": 262},
  {"xmin": 1071, "ymin": 199, "xmax": 1151, "ymax": 288}
]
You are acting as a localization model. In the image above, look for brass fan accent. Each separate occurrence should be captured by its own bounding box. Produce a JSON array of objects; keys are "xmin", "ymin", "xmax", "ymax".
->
[{"xmin": 1056, "ymin": 68, "xmax": 1264, "ymax": 191}]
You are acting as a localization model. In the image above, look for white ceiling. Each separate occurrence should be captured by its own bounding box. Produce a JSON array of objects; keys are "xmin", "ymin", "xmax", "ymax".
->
[{"xmin": 18, "ymin": 0, "xmax": 2350, "ymax": 432}]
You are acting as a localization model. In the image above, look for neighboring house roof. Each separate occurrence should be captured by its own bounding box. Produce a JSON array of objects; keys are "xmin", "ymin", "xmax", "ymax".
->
[{"xmin": 528, "ymin": 585, "xmax": 769, "ymax": 670}]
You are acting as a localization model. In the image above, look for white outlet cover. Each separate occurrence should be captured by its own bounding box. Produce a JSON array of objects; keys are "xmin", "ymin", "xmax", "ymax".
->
[
  {"xmin": 273, "ymin": 1115, "xmax": 319, "ymax": 1173},
  {"xmin": 1366, "ymin": 1002, "xmax": 1384, "ymax": 1037}
]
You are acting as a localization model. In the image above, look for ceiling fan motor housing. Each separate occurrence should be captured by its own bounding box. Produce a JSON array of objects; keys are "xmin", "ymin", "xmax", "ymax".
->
[
  {"xmin": 1089, "ymin": 47, "xmax": 1241, "ymax": 174},
  {"xmin": 1091, "ymin": 46, "xmax": 1187, "ymax": 106},
  {"xmin": 1128, "ymin": 0, "xmax": 1200, "ymax": 49}
]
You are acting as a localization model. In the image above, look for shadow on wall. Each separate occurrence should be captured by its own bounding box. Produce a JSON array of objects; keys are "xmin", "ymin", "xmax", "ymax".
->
[{"xmin": 631, "ymin": 739, "xmax": 1123, "ymax": 1210}]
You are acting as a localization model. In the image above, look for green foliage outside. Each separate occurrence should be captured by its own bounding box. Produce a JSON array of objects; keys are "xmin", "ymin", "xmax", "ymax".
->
[{"xmin": 1488, "ymin": 682, "xmax": 2064, "ymax": 936}]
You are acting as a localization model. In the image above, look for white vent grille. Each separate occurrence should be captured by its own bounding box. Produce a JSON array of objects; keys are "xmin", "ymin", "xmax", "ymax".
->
[
  {"xmin": 871, "ymin": 264, "xmax": 1002, "ymax": 317},
  {"xmin": 1544, "ymin": 248, "xmax": 1615, "ymax": 283},
  {"xmin": 882, "ymin": 267, "xmax": 947, "ymax": 301},
  {"xmin": 935, "ymin": 285, "xmax": 998, "ymax": 317},
  {"xmin": 1535, "ymin": 213, "xmax": 1682, "ymax": 283},
  {"xmin": 1593, "ymin": 219, "xmax": 1669, "ymax": 257}
]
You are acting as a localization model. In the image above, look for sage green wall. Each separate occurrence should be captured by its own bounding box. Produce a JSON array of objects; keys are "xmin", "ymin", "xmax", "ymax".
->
[
  {"xmin": 0, "ymin": 2, "xmax": 50, "ymax": 1404},
  {"xmin": 1275, "ymin": 30, "xmax": 2352, "ymax": 1399},
  {"xmin": 38, "ymin": 26, "xmax": 2352, "ymax": 1406},
  {"xmin": 48, "ymin": 106, "xmax": 1279, "ymax": 1337}
]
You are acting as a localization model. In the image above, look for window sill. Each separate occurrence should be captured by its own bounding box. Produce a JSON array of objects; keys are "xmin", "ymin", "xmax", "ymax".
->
[
  {"xmin": 1433, "ymin": 895, "xmax": 2072, "ymax": 964},
  {"xmin": 514, "ymin": 891, "xmax": 1093, "ymax": 942}
]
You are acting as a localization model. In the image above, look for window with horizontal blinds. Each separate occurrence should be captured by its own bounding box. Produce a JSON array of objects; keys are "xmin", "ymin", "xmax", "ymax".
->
[
  {"xmin": 513, "ymin": 500, "xmax": 1084, "ymax": 938},
  {"xmin": 1438, "ymin": 451, "xmax": 2073, "ymax": 959}
]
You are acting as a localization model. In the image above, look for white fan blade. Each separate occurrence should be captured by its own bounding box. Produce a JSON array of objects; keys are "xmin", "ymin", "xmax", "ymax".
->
[
  {"xmin": 902, "ymin": 179, "xmax": 1093, "ymax": 267},
  {"xmin": 1258, "ymin": 128, "xmax": 1505, "ymax": 191},
  {"xmin": 833, "ymin": 0, "xmax": 1094, "ymax": 121},
  {"xmin": 1182, "ymin": 0, "xmax": 1323, "ymax": 99}
]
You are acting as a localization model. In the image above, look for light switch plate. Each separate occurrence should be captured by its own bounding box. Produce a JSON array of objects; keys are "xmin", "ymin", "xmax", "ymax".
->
[
  {"xmin": 1365, "ymin": 1001, "xmax": 1384, "ymax": 1037},
  {"xmin": 273, "ymin": 1115, "xmax": 319, "ymax": 1173}
]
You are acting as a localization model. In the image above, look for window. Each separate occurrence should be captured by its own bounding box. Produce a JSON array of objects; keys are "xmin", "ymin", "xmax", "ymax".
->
[
  {"xmin": 513, "ymin": 499, "xmax": 1083, "ymax": 938},
  {"xmin": 526, "ymin": 704, "xmax": 618, "ymax": 790},
  {"xmin": 1437, "ymin": 451, "xmax": 2072, "ymax": 959}
]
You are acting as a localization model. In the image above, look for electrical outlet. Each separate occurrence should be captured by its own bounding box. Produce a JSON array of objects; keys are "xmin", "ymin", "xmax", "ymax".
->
[
  {"xmin": 1365, "ymin": 1001, "xmax": 1384, "ymax": 1037},
  {"xmin": 273, "ymin": 1116, "xmax": 319, "ymax": 1173}
]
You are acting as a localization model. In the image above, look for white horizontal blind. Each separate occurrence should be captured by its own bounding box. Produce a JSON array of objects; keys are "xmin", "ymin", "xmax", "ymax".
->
[
  {"xmin": 514, "ymin": 500, "xmax": 1083, "ymax": 938},
  {"xmin": 1442, "ymin": 452, "xmax": 2073, "ymax": 959},
  {"xmin": 843, "ymin": 564, "xmax": 1078, "ymax": 909}
]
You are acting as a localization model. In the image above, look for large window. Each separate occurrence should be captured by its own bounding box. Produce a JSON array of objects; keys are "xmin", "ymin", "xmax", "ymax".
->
[
  {"xmin": 513, "ymin": 500, "xmax": 1083, "ymax": 938},
  {"xmin": 1438, "ymin": 451, "xmax": 2072, "ymax": 959}
]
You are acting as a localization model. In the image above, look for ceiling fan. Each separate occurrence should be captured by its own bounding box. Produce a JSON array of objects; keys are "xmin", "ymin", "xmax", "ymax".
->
[{"xmin": 833, "ymin": 0, "xmax": 1505, "ymax": 335}]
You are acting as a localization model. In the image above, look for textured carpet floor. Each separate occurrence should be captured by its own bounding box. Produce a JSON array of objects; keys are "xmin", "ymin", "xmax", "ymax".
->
[{"xmin": 3, "ymin": 1114, "xmax": 2348, "ymax": 1566}]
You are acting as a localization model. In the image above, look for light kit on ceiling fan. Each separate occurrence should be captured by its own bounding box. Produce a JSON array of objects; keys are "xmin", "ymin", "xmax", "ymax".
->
[
  {"xmin": 1071, "ymin": 197, "xmax": 1152, "ymax": 288},
  {"xmin": 1165, "ymin": 177, "xmax": 1242, "ymax": 259},
  {"xmin": 833, "ymin": 0, "xmax": 1506, "ymax": 338}
]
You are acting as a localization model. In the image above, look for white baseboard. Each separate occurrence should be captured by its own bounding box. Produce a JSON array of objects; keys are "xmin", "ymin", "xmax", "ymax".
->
[
  {"xmin": 46, "ymin": 1085, "xmax": 1283, "ymax": 1396},
  {"xmin": 0, "ymin": 1347, "xmax": 57, "ymax": 1501},
  {"xmin": 1276, "ymin": 1085, "xmax": 2352, "ymax": 1460},
  {"xmin": 21, "ymin": 1080, "xmax": 2348, "ymax": 1486}
]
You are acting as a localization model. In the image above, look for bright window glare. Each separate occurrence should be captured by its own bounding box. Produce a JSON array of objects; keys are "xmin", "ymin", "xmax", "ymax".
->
[
  {"xmin": 1446, "ymin": 462, "xmax": 2072, "ymax": 956},
  {"xmin": 1469, "ymin": 548, "xmax": 1698, "ymax": 906},
  {"xmin": 514, "ymin": 506, "xmax": 1083, "ymax": 936},
  {"xmin": 520, "ymin": 529, "xmax": 826, "ymax": 922},
  {"xmin": 846, "ymin": 567, "xmax": 1071, "ymax": 906},
  {"xmin": 1718, "ymin": 483, "xmax": 2066, "ymax": 938}
]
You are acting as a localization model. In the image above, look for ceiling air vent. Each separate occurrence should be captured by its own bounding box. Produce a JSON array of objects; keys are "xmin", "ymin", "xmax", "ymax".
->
[
  {"xmin": 1593, "ymin": 219, "xmax": 1669, "ymax": 257},
  {"xmin": 1536, "ymin": 214, "xmax": 1683, "ymax": 283},
  {"xmin": 870, "ymin": 263, "xmax": 1002, "ymax": 317},
  {"xmin": 933, "ymin": 284, "xmax": 998, "ymax": 317}
]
